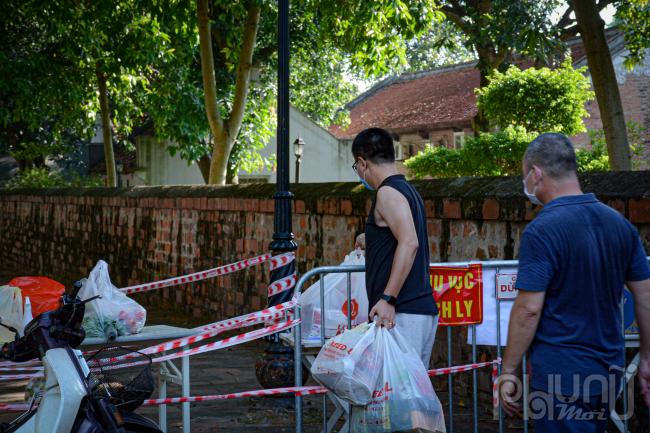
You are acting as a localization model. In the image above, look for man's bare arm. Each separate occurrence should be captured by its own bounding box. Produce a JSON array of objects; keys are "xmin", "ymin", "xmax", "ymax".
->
[
  {"xmin": 502, "ymin": 290, "xmax": 546, "ymax": 374},
  {"xmin": 375, "ymin": 186, "xmax": 419, "ymax": 298}
]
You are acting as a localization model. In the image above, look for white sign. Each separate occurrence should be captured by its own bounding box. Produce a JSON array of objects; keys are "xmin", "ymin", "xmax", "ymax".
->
[
  {"xmin": 496, "ymin": 272, "xmax": 518, "ymax": 300},
  {"xmin": 472, "ymin": 267, "xmax": 518, "ymax": 346}
]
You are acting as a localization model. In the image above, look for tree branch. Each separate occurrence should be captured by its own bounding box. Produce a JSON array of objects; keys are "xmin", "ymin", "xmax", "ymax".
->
[
  {"xmin": 197, "ymin": 0, "xmax": 224, "ymax": 137},
  {"xmin": 441, "ymin": 5, "xmax": 471, "ymax": 35},
  {"xmin": 227, "ymin": 3, "xmax": 261, "ymax": 139}
]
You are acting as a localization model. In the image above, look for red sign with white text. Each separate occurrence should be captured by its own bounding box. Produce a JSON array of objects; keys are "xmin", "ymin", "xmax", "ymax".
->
[{"xmin": 430, "ymin": 264, "xmax": 483, "ymax": 326}]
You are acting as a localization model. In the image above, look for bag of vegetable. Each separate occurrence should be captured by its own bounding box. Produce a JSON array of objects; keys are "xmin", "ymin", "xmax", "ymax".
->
[{"xmin": 79, "ymin": 260, "xmax": 146, "ymax": 340}]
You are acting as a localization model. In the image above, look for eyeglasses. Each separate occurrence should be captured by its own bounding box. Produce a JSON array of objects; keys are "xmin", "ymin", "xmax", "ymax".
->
[{"xmin": 352, "ymin": 160, "xmax": 359, "ymax": 173}]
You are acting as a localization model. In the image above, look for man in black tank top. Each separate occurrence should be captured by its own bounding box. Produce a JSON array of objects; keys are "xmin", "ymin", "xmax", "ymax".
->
[{"xmin": 351, "ymin": 128, "xmax": 439, "ymax": 368}]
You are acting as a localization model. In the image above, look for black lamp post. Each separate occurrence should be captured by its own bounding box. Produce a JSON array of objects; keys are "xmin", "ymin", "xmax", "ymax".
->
[
  {"xmin": 294, "ymin": 137, "xmax": 304, "ymax": 183},
  {"xmin": 255, "ymin": 0, "xmax": 298, "ymax": 389}
]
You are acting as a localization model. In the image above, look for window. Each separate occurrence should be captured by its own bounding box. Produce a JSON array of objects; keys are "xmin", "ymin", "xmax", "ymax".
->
[
  {"xmin": 453, "ymin": 132, "xmax": 466, "ymax": 149},
  {"xmin": 394, "ymin": 143, "xmax": 410, "ymax": 161}
]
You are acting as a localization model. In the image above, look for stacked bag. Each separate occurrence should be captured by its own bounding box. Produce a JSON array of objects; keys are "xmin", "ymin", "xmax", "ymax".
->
[{"xmin": 311, "ymin": 322, "xmax": 446, "ymax": 433}]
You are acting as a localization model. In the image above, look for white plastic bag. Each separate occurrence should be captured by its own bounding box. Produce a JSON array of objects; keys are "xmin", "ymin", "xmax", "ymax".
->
[
  {"xmin": 300, "ymin": 250, "xmax": 367, "ymax": 340},
  {"xmin": 0, "ymin": 286, "xmax": 23, "ymax": 343},
  {"xmin": 350, "ymin": 327, "xmax": 446, "ymax": 433},
  {"xmin": 310, "ymin": 322, "xmax": 382, "ymax": 405},
  {"xmin": 79, "ymin": 260, "xmax": 146, "ymax": 339}
]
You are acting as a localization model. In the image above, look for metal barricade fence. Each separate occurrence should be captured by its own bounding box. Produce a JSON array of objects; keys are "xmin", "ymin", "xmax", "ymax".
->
[{"xmin": 292, "ymin": 258, "xmax": 650, "ymax": 433}]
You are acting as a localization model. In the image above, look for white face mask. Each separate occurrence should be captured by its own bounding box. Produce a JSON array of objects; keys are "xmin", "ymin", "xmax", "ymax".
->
[{"xmin": 523, "ymin": 170, "xmax": 543, "ymax": 206}]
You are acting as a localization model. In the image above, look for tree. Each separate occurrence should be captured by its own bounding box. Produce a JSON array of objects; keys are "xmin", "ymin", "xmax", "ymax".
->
[
  {"xmin": 476, "ymin": 60, "xmax": 594, "ymax": 136},
  {"xmin": 438, "ymin": 0, "xmax": 564, "ymax": 131},
  {"xmin": 616, "ymin": 0, "xmax": 650, "ymax": 69},
  {"xmin": 194, "ymin": 0, "xmax": 441, "ymax": 184},
  {"xmin": 568, "ymin": 0, "xmax": 630, "ymax": 170}
]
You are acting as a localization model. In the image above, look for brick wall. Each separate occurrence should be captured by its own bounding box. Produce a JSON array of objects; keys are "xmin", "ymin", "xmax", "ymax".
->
[
  {"xmin": 1, "ymin": 172, "xmax": 649, "ymax": 317},
  {"xmin": 1, "ymin": 172, "xmax": 649, "ymax": 405}
]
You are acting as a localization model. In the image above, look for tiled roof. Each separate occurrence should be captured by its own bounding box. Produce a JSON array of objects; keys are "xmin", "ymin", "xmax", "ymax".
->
[
  {"xmin": 330, "ymin": 30, "xmax": 622, "ymax": 140},
  {"xmin": 330, "ymin": 62, "xmax": 479, "ymax": 139}
]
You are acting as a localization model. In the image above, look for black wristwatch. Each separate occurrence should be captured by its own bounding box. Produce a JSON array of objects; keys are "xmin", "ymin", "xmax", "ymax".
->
[{"xmin": 379, "ymin": 293, "xmax": 397, "ymax": 306}]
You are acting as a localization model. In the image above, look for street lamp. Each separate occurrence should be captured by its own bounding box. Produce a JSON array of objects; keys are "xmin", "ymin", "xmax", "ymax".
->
[
  {"xmin": 293, "ymin": 137, "xmax": 304, "ymax": 183},
  {"xmin": 255, "ymin": 0, "xmax": 298, "ymax": 391}
]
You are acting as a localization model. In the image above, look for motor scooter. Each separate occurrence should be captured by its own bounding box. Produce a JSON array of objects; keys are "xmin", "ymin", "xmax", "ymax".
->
[{"xmin": 0, "ymin": 283, "xmax": 162, "ymax": 433}]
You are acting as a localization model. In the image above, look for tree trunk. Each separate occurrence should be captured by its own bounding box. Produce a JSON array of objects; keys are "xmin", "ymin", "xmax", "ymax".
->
[
  {"xmin": 197, "ymin": 0, "xmax": 260, "ymax": 184},
  {"xmin": 208, "ymin": 133, "xmax": 231, "ymax": 185},
  {"xmin": 197, "ymin": 154, "xmax": 211, "ymax": 184},
  {"xmin": 96, "ymin": 64, "xmax": 117, "ymax": 187},
  {"xmin": 472, "ymin": 56, "xmax": 494, "ymax": 134},
  {"xmin": 572, "ymin": 0, "xmax": 631, "ymax": 170}
]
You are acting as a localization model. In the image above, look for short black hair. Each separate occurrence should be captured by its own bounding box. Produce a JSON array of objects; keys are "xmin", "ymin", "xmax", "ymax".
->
[
  {"xmin": 351, "ymin": 128, "xmax": 395, "ymax": 163},
  {"xmin": 524, "ymin": 133, "xmax": 577, "ymax": 178}
]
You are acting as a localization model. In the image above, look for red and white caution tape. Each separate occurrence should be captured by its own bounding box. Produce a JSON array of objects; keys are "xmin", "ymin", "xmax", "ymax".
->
[
  {"xmin": 141, "ymin": 386, "xmax": 326, "ymax": 406},
  {"xmin": 267, "ymin": 274, "xmax": 297, "ymax": 297},
  {"xmin": 0, "ymin": 373, "xmax": 42, "ymax": 382},
  {"xmin": 89, "ymin": 299, "xmax": 298, "ymax": 367},
  {"xmin": 97, "ymin": 319, "xmax": 301, "ymax": 372},
  {"xmin": 0, "ymin": 403, "xmax": 31, "ymax": 412},
  {"xmin": 0, "ymin": 366, "xmax": 43, "ymax": 372},
  {"xmin": 428, "ymin": 358, "xmax": 501, "ymax": 377},
  {"xmin": 121, "ymin": 253, "xmax": 272, "ymax": 294},
  {"xmin": 195, "ymin": 298, "xmax": 297, "ymax": 332},
  {"xmin": 270, "ymin": 253, "xmax": 295, "ymax": 271}
]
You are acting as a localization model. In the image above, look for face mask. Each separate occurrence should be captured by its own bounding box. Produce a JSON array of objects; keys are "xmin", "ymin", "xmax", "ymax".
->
[
  {"xmin": 523, "ymin": 170, "xmax": 543, "ymax": 205},
  {"xmin": 358, "ymin": 165, "xmax": 374, "ymax": 190},
  {"xmin": 360, "ymin": 177, "xmax": 374, "ymax": 190}
]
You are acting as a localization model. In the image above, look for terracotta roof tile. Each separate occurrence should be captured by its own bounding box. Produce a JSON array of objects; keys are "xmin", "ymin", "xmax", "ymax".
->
[
  {"xmin": 330, "ymin": 30, "xmax": 622, "ymax": 140},
  {"xmin": 330, "ymin": 63, "xmax": 479, "ymax": 139}
]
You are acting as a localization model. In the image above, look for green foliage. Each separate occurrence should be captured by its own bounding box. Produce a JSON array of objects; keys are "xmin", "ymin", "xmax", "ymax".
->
[
  {"xmin": 577, "ymin": 121, "xmax": 650, "ymax": 172},
  {"xmin": 476, "ymin": 60, "xmax": 594, "ymax": 136},
  {"xmin": 616, "ymin": 0, "xmax": 650, "ymax": 69},
  {"xmin": 405, "ymin": 127, "xmax": 536, "ymax": 178},
  {"xmin": 5, "ymin": 167, "xmax": 103, "ymax": 189}
]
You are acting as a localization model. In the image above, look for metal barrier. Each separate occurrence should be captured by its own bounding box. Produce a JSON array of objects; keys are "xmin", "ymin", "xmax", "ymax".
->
[{"xmin": 292, "ymin": 258, "xmax": 650, "ymax": 433}]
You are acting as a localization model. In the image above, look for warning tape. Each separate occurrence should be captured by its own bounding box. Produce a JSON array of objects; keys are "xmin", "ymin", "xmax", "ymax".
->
[
  {"xmin": 428, "ymin": 357, "xmax": 501, "ymax": 377},
  {"xmin": 267, "ymin": 274, "xmax": 297, "ymax": 297},
  {"xmin": 492, "ymin": 361, "xmax": 499, "ymax": 409},
  {"xmin": 120, "ymin": 253, "xmax": 273, "ymax": 295},
  {"xmin": 0, "ymin": 373, "xmax": 42, "ymax": 382},
  {"xmin": 95, "ymin": 319, "xmax": 301, "ymax": 372},
  {"xmin": 141, "ymin": 386, "xmax": 326, "ymax": 406},
  {"xmin": 269, "ymin": 253, "xmax": 295, "ymax": 271},
  {"xmin": 0, "ymin": 386, "xmax": 328, "ymax": 413},
  {"xmin": 0, "ymin": 366, "xmax": 43, "ymax": 372},
  {"xmin": 87, "ymin": 298, "xmax": 298, "ymax": 368}
]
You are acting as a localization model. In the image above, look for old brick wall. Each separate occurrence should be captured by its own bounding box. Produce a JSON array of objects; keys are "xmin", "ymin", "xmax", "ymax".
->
[
  {"xmin": 1, "ymin": 172, "xmax": 649, "ymax": 404},
  {"xmin": 1, "ymin": 172, "xmax": 649, "ymax": 318}
]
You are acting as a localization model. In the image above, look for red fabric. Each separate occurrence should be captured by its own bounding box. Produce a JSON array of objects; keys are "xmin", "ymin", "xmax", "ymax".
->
[{"xmin": 8, "ymin": 277, "xmax": 64, "ymax": 317}]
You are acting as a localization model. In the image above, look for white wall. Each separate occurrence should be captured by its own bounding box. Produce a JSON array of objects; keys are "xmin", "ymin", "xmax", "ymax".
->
[
  {"xmin": 134, "ymin": 136, "xmax": 205, "ymax": 185},
  {"xmin": 239, "ymin": 107, "xmax": 359, "ymax": 183},
  {"xmin": 134, "ymin": 107, "xmax": 357, "ymax": 185}
]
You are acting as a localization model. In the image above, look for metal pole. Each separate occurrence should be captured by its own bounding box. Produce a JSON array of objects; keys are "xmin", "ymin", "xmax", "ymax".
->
[
  {"xmin": 472, "ymin": 325, "xmax": 478, "ymax": 433},
  {"xmin": 346, "ymin": 272, "xmax": 352, "ymax": 330},
  {"xmin": 295, "ymin": 303, "xmax": 303, "ymax": 433},
  {"xmin": 295, "ymin": 155, "xmax": 301, "ymax": 184},
  {"xmin": 448, "ymin": 327, "xmax": 454, "ymax": 433},
  {"xmin": 320, "ymin": 278, "xmax": 326, "ymax": 346},
  {"xmin": 268, "ymin": 0, "xmax": 296, "ymax": 308},
  {"xmin": 495, "ymin": 268, "xmax": 504, "ymax": 433},
  {"xmin": 522, "ymin": 353, "xmax": 528, "ymax": 433}
]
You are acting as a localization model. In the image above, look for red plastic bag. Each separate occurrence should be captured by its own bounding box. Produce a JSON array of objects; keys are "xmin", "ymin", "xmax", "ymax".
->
[{"xmin": 8, "ymin": 277, "xmax": 65, "ymax": 317}]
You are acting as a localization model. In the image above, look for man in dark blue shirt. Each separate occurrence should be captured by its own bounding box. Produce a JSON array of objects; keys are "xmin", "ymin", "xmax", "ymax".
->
[{"xmin": 499, "ymin": 133, "xmax": 650, "ymax": 433}]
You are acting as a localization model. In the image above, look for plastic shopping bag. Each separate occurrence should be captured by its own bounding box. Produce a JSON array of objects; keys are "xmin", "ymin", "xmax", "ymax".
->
[
  {"xmin": 0, "ymin": 286, "xmax": 23, "ymax": 343},
  {"xmin": 8, "ymin": 276, "xmax": 64, "ymax": 317},
  {"xmin": 78, "ymin": 260, "xmax": 146, "ymax": 339},
  {"xmin": 350, "ymin": 326, "xmax": 446, "ymax": 433},
  {"xmin": 310, "ymin": 322, "xmax": 382, "ymax": 405},
  {"xmin": 300, "ymin": 250, "xmax": 367, "ymax": 340}
]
